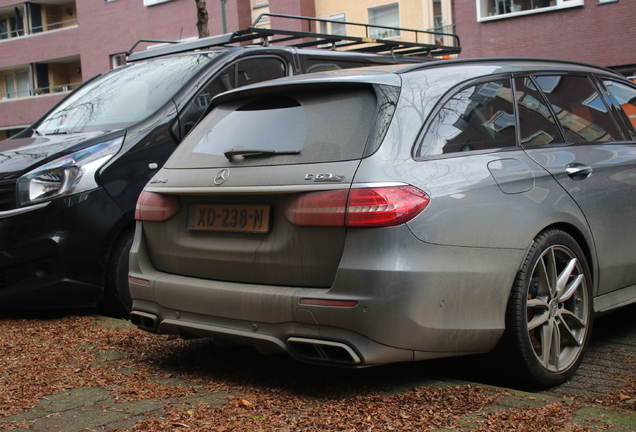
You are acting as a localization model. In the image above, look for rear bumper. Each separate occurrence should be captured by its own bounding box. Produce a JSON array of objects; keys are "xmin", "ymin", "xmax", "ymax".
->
[{"xmin": 130, "ymin": 222, "xmax": 525, "ymax": 366}]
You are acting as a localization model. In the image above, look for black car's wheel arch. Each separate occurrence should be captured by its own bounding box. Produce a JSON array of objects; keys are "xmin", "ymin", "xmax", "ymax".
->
[{"xmin": 102, "ymin": 220, "xmax": 136, "ymax": 316}]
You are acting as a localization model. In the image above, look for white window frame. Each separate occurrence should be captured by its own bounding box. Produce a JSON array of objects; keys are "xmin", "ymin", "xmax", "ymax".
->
[
  {"xmin": 476, "ymin": 0, "xmax": 583, "ymax": 21},
  {"xmin": 367, "ymin": 2, "xmax": 400, "ymax": 39},
  {"xmin": 318, "ymin": 12, "xmax": 346, "ymax": 36},
  {"xmin": 111, "ymin": 53, "xmax": 127, "ymax": 69},
  {"xmin": 143, "ymin": 0, "xmax": 174, "ymax": 7}
]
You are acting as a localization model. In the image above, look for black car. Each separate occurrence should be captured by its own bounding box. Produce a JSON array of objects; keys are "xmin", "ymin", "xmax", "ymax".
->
[{"xmin": 0, "ymin": 15, "xmax": 458, "ymax": 314}]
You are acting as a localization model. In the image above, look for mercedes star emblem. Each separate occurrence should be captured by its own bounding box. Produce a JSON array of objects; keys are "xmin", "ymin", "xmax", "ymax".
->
[{"xmin": 214, "ymin": 168, "xmax": 230, "ymax": 185}]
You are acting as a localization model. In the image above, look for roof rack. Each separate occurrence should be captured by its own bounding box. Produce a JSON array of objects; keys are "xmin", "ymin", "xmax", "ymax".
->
[{"xmin": 127, "ymin": 13, "xmax": 460, "ymax": 63}]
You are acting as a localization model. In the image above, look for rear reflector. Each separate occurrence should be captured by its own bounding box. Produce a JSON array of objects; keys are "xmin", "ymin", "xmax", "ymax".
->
[
  {"xmin": 129, "ymin": 276, "xmax": 150, "ymax": 286},
  {"xmin": 135, "ymin": 191, "xmax": 180, "ymax": 222},
  {"xmin": 285, "ymin": 186, "xmax": 429, "ymax": 228},
  {"xmin": 299, "ymin": 298, "xmax": 358, "ymax": 307}
]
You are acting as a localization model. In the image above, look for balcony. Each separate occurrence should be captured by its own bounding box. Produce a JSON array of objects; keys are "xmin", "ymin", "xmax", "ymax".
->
[
  {"xmin": 0, "ymin": 56, "xmax": 81, "ymax": 130},
  {"xmin": 1, "ymin": 56, "xmax": 81, "ymax": 100},
  {"xmin": 0, "ymin": 1, "xmax": 77, "ymax": 40}
]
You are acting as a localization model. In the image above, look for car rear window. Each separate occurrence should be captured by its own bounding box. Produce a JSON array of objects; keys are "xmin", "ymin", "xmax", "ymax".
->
[{"xmin": 167, "ymin": 86, "xmax": 382, "ymax": 168}]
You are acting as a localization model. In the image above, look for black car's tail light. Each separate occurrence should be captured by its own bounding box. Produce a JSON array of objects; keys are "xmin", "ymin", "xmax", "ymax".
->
[{"xmin": 284, "ymin": 186, "xmax": 429, "ymax": 228}]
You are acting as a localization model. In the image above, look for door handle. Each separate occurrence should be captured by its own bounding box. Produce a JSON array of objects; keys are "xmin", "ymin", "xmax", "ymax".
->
[{"xmin": 565, "ymin": 163, "xmax": 593, "ymax": 180}]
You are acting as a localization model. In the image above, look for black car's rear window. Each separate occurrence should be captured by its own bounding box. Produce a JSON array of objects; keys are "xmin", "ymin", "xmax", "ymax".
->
[{"xmin": 167, "ymin": 87, "xmax": 379, "ymax": 168}]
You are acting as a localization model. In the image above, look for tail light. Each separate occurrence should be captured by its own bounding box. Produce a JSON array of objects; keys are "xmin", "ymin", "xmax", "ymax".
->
[
  {"xmin": 135, "ymin": 191, "xmax": 180, "ymax": 222},
  {"xmin": 285, "ymin": 186, "xmax": 429, "ymax": 228}
]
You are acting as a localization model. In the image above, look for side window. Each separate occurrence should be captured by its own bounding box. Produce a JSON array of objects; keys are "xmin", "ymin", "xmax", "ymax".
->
[
  {"xmin": 178, "ymin": 57, "xmax": 286, "ymax": 140},
  {"xmin": 602, "ymin": 79, "xmax": 636, "ymax": 139},
  {"xmin": 534, "ymin": 75, "xmax": 623, "ymax": 143},
  {"xmin": 235, "ymin": 57, "xmax": 286, "ymax": 87},
  {"xmin": 415, "ymin": 79, "xmax": 516, "ymax": 157},
  {"xmin": 515, "ymin": 77, "xmax": 564, "ymax": 146},
  {"xmin": 304, "ymin": 59, "xmax": 368, "ymax": 74}
]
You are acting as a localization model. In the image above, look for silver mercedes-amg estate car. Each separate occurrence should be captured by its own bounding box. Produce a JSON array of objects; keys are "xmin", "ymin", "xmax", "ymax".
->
[{"xmin": 129, "ymin": 58, "xmax": 636, "ymax": 387}]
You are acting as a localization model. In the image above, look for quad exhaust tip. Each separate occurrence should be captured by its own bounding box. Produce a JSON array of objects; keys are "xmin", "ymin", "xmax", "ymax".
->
[
  {"xmin": 130, "ymin": 311, "xmax": 159, "ymax": 332},
  {"xmin": 287, "ymin": 337, "xmax": 361, "ymax": 364}
]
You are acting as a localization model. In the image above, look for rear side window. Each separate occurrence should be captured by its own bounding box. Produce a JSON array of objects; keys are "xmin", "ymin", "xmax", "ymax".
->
[
  {"xmin": 534, "ymin": 75, "xmax": 623, "ymax": 143},
  {"xmin": 168, "ymin": 86, "xmax": 383, "ymax": 168},
  {"xmin": 602, "ymin": 79, "xmax": 636, "ymax": 139},
  {"xmin": 415, "ymin": 78, "xmax": 516, "ymax": 158},
  {"xmin": 515, "ymin": 77, "xmax": 564, "ymax": 146}
]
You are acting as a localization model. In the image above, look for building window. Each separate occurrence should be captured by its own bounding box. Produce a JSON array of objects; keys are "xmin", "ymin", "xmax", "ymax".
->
[
  {"xmin": 368, "ymin": 3, "xmax": 400, "ymax": 39},
  {"xmin": 2, "ymin": 70, "xmax": 31, "ymax": 99},
  {"xmin": 477, "ymin": 0, "xmax": 583, "ymax": 21},
  {"xmin": 111, "ymin": 53, "xmax": 127, "ymax": 69},
  {"xmin": 319, "ymin": 13, "xmax": 346, "ymax": 36}
]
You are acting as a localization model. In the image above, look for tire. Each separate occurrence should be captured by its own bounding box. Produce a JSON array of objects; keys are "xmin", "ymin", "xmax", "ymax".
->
[
  {"xmin": 105, "ymin": 230, "xmax": 134, "ymax": 318},
  {"xmin": 503, "ymin": 229, "xmax": 592, "ymax": 388}
]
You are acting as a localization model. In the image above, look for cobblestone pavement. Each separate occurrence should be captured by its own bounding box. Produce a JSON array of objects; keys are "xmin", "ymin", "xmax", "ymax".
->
[{"xmin": 540, "ymin": 302, "xmax": 636, "ymax": 399}]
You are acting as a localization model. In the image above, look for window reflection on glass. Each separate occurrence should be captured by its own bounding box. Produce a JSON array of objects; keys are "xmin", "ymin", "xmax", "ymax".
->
[
  {"xmin": 536, "ymin": 76, "xmax": 622, "ymax": 142},
  {"xmin": 603, "ymin": 80, "xmax": 636, "ymax": 136},
  {"xmin": 416, "ymin": 79, "xmax": 516, "ymax": 157},
  {"xmin": 515, "ymin": 77, "xmax": 563, "ymax": 147}
]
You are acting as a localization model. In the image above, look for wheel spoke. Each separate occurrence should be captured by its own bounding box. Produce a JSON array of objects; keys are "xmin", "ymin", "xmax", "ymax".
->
[
  {"xmin": 538, "ymin": 317, "xmax": 555, "ymax": 368},
  {"xmin": 559, "ymin": 309, "xmax": 587, "ymax": 331},
  {"xmin": 557, "ymin": 257, "xmax": 580, "ymax": 301},
  {"xmin": 550, "ymin": 319, "xmax": 562, "ymax": 370},
  {"xmin": 537, "ymin": 254, "xmax": 554, "ymax": 299},
  {"xmin": 559, "ymin": 274, "xmax": 583, "ymax": 303},
  {"xmin": 545, "ymin": 249, "xmax": 558, "ymax": 299},
  {"xmin": 557, "ymin": 314, "xmax": 583, "ymax": 347},
  {"xmin": 528, "ymin": 310, "xmax": 550, "ymax": 332},
  {"xmin": 527, "ymin": 298, "xmax": 549, "ymax": 331}
]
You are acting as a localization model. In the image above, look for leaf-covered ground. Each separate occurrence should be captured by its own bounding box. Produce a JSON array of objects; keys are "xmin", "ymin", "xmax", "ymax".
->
[{"xmin": 0, "ymin": 313, "xmax": 634, "ymax": 431}]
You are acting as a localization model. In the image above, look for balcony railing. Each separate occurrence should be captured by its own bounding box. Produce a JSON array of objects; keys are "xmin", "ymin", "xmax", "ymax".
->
[
  {"xmin": 0, "ymin": 17, "xmax": 77, "ymax": 40},
  {"xmin": 251, "ymin": 0, "xmax": 268, "ymax": 9},
  {"xmin": 0, "ymin": 81, "xmax": 81, "ymax": 100}
]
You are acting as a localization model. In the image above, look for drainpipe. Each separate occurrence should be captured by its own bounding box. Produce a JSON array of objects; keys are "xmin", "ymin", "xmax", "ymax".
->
[
  {"xmin": 23, "ymin": 3, "xmax": 30, "ymax": 35},
  {"xmin": 221, "ymin": 0, "xmax": 227, "ymax": 33}
]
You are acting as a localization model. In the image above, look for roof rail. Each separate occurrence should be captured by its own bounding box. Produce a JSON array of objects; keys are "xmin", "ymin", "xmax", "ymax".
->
[{"xmin": 126, "ymin": 13, "xmax": 460, "ymax": 62}]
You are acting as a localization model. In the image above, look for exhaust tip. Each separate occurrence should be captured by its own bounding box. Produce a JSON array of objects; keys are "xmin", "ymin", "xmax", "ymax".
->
[
  {"xmin": 288, "ymin": 337, "xmax": 361, "ymax": 364},
  {"xmin": 130, "ymin": 311, "xmax": 159, "ymax": 332}
]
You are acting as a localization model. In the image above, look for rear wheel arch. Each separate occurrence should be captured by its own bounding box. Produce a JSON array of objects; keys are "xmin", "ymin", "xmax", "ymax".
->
[{"xmin": 533, "ymin": 222, "xmax": 597, "ymax": 292}]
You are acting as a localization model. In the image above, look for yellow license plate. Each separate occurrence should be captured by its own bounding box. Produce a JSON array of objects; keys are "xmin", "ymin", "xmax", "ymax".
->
[{"xmin": 189, "ymin": 204, "xmax": 270, "ymax": 233}]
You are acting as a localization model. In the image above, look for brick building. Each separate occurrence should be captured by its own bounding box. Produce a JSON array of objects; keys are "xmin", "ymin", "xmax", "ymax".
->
[
  {"xmin": 0, "ymin": 0, "xmax": 448, "ymax": 139},
  {"xmin": 455, "ymin": 0, "xmax": 636, "ymax": 77}
]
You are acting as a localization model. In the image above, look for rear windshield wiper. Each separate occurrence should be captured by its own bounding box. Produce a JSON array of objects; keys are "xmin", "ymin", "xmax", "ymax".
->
[{"xmin": 223, "ymin": 147, "xmax": 300, "ymax": 162}]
